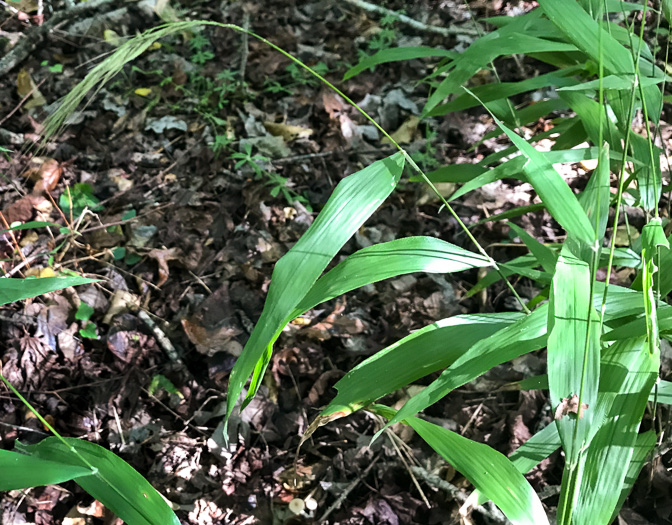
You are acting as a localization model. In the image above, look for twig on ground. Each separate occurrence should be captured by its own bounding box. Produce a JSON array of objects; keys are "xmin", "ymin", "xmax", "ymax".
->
[
  {"xmin": 239, "ymin": 9, "xmax": 250, "ymax": 87},
  {"xmin": 0, "ymin": 0, "xmax": 117, "ymax": 76},
  {"xmin": 342, "ymin": 0, "xmax": 481, "ymax": 38},
  {"xmin": 137, "ymin": 309, "xmax": 182, "ymax": 364},
  {"xmin": 319, "ymin": 453, "xmax": 381, "ymax": 522},
  {"xmin": 410, "ymin": 465, "xmax": 508, "ymax": 524},
  {"xmin": 386, "ymin": 430, "xmax": 430, "ymax": 507}
]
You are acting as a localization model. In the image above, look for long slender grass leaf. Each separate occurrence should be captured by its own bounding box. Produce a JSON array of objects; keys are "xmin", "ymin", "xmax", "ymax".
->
[
  {"xmin": 316, "ymin": 313, "xmax": 522, "ymax": 422},
  {"xmin": 0, "ymin": 450, "xmax": 93, "ymax": 490},
  {"xmin": 371, "ymin": 404, "xmax": 549, "ymax": 525},
  {"xmin": 380, "ymin": 304, "xmax": 548, "ymax": 432},
  {"xmin": 423, "ymin": 10, "xmax": 576, "ymax": 116},
  {"xmin": 573, "ymin": 338, "xmax": 657, "ymax": 525},
  {"xmin": 642, "ymin": 218, "xmax": 669, "ymax": 355},
  {"xmin": 17, "ymin": 437, "xmax": 180, "ymax": 525},
  {"xmin": 471, "ymin": 423, "xmax": 561, "ymax": 506},
  {"xmin": 475, "ymin": 107, "xmax": 596, "ymax": 245},
  {"xmin": 227, "ymin": 153, "xmax": 405, "ymax": 420},
  {"xmin": 508, "ymin": 223, "xmax": 557, "ymax": 274},
  {"xmin": 344, "ymin": 47, "xmax": 455, "ymax": 80},
  {"xmin": 294, "ymin": 237, "xmax": 491, "ymax": 316},
  {"xmin": 428, "ymin": 68, "xmax": 581, "ymax": 116},
  {"xmin": 610, "ymin": 431, "xmax": 656, "ymax": 523},
  {"xmin": 0, "ymin": 276, "xmax": 98, "ymax": 305},
  {"xmin": 547, "ymin": 250, "xmax": 600, "ymax": 465}
]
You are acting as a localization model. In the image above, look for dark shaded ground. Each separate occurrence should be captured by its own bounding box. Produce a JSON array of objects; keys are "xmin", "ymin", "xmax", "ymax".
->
[{"xmin": 0, "ymin": 1, "xmax": 670, "ymax": 524}]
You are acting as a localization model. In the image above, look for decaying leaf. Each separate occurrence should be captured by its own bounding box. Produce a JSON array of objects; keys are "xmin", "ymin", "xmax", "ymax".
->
[
  {"xmin": 382, "ymin": 115, "xmax": 420, "ymax": 145},
  {"xmin": 23, "ymin": 157, "xmax": 63, "ymax": 193},
  {"xmin": 263, "ymin": 121, "xmax": 313, "ymax": 141},
  {"xmin": 102, "ymin": 290, "xmax": 140, "ymax": 324},
  {"xmin": 554, "ymin": 393, "xmax": 588, "ymax": 420},
  {"xmin": 322, "ymin": 92, "xmax": 348, "ymax": 119},
  {"xmin": 16, "ymin": 68, "xmax": 46, "ymax": 109},
  {"xmin": 147, "ymin": 247, "xmax": 181, "ymax": 286}
]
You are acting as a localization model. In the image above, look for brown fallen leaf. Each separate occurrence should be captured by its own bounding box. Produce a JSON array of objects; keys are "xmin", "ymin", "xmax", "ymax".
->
[
  {"xmin": 322, "ymin": 92, "xmax": 348, "ymax": 119},
  {"xmin": 23, "ymin": 158, "xmax": 63, "ymax": 193},
  {"xmin": 147, "ymin": 247, "xmax": 182, "ymax": 287}
]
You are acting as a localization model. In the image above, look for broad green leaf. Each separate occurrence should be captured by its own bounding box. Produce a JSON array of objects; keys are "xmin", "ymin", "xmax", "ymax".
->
[
  {"xmin": 371, "ymin": 404, "xmax": 550, "ymax": 525},
  {"xmin": 380, "ymin": 304, "xmax": 548, "ymax": 432},
  {"xmin": 449, "ymin": 146, "xmax": 621, "ymax": 203},
  {"xmin": 477, "ymin": 98, "xmax": 569, "ymax": 143},
  {"xmin": 603, "ymin": 305, "xmax": 672, "ymax": 341},
  {"xmin": 663, "ymin": 0, "xmax": 672, "ymax": 24},
  {"xmin": 581, "ymin": 144, "xmax": 611, "ymax": 241},
  {"xmin": 293, "ymin": 237, "xmax": 492, "ymax": 316},
  {"xmin": 317, "ymin": 312, "xmax": 522, "ymax": 421},
  {"xmin": 520, "ymin": 375, "xmax": 671, "ymax": 406},
  {"xmin": 0, "ymin": 449, "xmax": 93, "ymax": 490},
  {"xmin": 629, "ymin": 135, "xmax": 662, "ymax": 212},
  {"xmin": 419, "ymin": 163, "xmax": 486, "ymax": 184},
  {"xmin": 601, "ymin": 247, "xmax": 640, "ymax": 268},
  {"xmin": 573, "ymin": 337, "xmax": 658, "ymax": 525},
  {"xmin": 654, "ymin": 233, "xmax": 672, "ymax": 297},
  {"xmin": 482, "ymin": 112, "xmax": 596, "ymax": 245},
  {"xmin": 226, "ymin": 153, "xmax": 405, "ymax": 420},
  {"xmin": 0, "ymin": 276, "xmax": 98, "ymax": 305},
  {"xmin": 448, "ymin": 156, "xmax": 527, "ymax": 202},
  {"xmin": 344, "ymin": 46, "xmax": 455, "ymax": 80},
  {"xmin": 547, "ymin": 251, "xmax": 600, "ymax": 465},
  {"xmin": 475, "ymin": 203, "xmax": 546, "ymax": 225},
  {"xmin": 18, "ymin": 437, "xmax": 179, "ymax": 525},
  {"xmin": 508, "ymin": 223, "xmax": 557, "ymax": 274}
]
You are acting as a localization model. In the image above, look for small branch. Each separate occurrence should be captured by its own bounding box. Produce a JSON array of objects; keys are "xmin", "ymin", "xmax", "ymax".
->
[
  {"xmin": 239, "ymin": 10, "xmax": 250, "ymax": 87},
  {"xmin": 137, "ymin": 309, "xmax": 182, "ymax": 365},
  {"xmin": 319, "ymin": 453, "xmax": 381, "ymax": 522},
  {"xmin": 342, "ymin": 0, "xmax": 481, "ymax": 38},
  {"xmin": 410, "ymin": 466, "xmax": 508, "ymax": 524}
]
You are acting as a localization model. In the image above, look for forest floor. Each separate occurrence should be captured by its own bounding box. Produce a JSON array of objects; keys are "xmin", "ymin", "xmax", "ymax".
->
[{"xmin": 0, "ymin": 0, "xmax": 668, "ymax": 524}]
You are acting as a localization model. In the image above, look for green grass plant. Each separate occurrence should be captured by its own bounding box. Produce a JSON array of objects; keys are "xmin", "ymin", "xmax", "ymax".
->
[{"xmin": 3, "ymin": 2, "xmax": 672, "ymax": 523}]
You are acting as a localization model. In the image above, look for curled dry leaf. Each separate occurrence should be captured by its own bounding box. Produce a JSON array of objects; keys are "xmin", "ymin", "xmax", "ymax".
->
[
  {"xmin": 102, "ymin": 290, "xmax": 140, "ymax": 324},
  {"xmin": 24, "ymin": 158, "xmax": 63, "ymax": 193},
  {"xmin": 147, "ymin": 247, "xmax": 182, "ymax": 287},
  {"xmin": 322, "ymin": 91, "xmax": 356, "ymax": 141}
]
